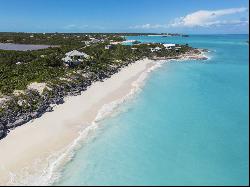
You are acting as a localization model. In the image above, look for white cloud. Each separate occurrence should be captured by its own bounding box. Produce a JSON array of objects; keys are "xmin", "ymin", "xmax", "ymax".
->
[
  {"xmin": 64, "ymin": 24, "xmax": 89, "ymax": 30},
  {"xmin": 129, "ymin": 23, "xmax": 168, "ymax": 29},
  {"xmin": 208, "ymin": 19, "xmax": 249, "ymax": 27},
  {"xmin": 63, "ymin": 24, "xmax": 106, "ymax": 31},
  {"xmin": 129, "ymin": 7, "xmax": 248, "ymax": 30},
  {"xmin": 169, "ymin": 7, "xmax": 248, "ymax": 27}
]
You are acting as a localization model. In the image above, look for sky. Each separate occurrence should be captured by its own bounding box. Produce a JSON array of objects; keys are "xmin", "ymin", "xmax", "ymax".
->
[{"xmin": 0, "ymin": 0, "xmax": 249, "ymax": 34}]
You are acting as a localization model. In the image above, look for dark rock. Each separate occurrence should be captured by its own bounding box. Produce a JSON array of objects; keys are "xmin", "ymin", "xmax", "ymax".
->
[
  {"xmin": 30, "ymin": 112, "xmax": 39, "ymax": 118},
  {"xmin": 0, "ymin": 130, "xmax": 5, "ymax": 139},
  {"xmin": 0, "ymin": 124, "xmax": 4, "ymax": 131},
  {"xmin": 46, "ymin": 106, "xmax": 53, "ymax": 112},
  {"xmin": 6, "ymin": 118, "xmax": 25, "ymax": 129}
]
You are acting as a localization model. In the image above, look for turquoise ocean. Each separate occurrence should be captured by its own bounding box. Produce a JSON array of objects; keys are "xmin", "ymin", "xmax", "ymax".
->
[{"xmin": 55, "ymin": 35, "xmax": 249, "ymax": 186}]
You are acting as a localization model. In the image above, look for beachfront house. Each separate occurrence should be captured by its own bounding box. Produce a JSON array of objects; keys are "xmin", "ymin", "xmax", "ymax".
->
[
  {"xmin": 62, "ymin": 50, "xmax": 89, "ymax": 67},
  {"xmin": 110, "ymin": 41, "xmax": 121, "ymax": 45},
  {"xmin": 175, "ymin": 46, "xmax": 182, "ymax": 52},
  {"xmin": 163, "ymin": 44, "xmax": 176, "ymax": 50},
  {"xmin": 150, "ymin": 47, "xmax": 162, "ymax": 52}
]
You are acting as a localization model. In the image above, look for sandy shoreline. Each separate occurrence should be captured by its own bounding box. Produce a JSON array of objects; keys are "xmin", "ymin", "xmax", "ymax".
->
[{"xmin": 0, "ymin": 59, "xmax": 156, "ymax": 185}]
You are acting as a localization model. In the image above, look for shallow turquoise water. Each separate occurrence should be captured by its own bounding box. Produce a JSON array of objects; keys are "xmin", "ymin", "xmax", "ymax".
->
[{"xmin": 56, "ymin": 35, "xmax": 249, "ymax": 186}]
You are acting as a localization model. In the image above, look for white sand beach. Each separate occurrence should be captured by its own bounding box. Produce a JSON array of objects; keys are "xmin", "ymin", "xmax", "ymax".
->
[{"xmin": 0, "ymin": 59, "xmax": 155, "ymax": 185}]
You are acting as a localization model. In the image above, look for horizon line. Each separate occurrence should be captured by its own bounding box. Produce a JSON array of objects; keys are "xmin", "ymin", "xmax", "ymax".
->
[{"xmin": 0, "ymin": 31, "xmax": 249, "ymax": 35}]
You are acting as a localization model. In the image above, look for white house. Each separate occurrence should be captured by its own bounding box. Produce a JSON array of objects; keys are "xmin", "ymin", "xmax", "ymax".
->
[
  {"xmin": 150, "ymin": 47, "xmax": 162, "ymax": 52},
  {"xmin": 16, "ymin": 61, "xmax": 23, "ymax": 65},
  {"xmin": 62, "ymin": 50, "xmax": 89, "ymax": 66},
  {"xmin": 90, "ymin": 38, "xmax": 100, "ymax": 43},
  {"xmin": 110, "ymin": 41, "xmax": 121, "ymax": 45},
  {"xmin": 62, "ymin": 56, "xmax": 72, "ymax": 63},
  {"xmin": 65, "ymin": 50, "xmax": 89, "ymax": 58},
  {"xmin": 105, "ymin": 45, "xmax": 112, "ymax": 50},
  {"xmin": 163, "ymin": 44, "xmax": 176, "ymax": 49},
  {"xmin": 83, "ymin": 41, "xmax": 90, "ymax": 45}
]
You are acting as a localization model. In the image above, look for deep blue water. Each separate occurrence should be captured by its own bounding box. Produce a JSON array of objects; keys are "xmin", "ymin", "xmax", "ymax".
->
[{"xmin": 56, "ymin": 35, "xmax": 249, "ymax": 186}]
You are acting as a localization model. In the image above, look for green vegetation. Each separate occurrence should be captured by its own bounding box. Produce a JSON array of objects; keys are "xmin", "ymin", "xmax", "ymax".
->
[
  {"xmin": 0, "ymin": 32, "xmax": 198, "ymax": 138},
  {"xmin": 0, "ymin": 32, "xmax": 124, "ymax": 45},
  {"xmin": 0, "ymin": 33, "xmax": 192, "ymax": 95}
]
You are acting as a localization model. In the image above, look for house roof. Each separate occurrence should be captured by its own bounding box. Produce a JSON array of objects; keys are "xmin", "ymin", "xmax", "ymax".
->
[
  {"xmin": 65, "ymin": 50, "xmax": 89, "ymax": 58},
  {"xmin": 163, "ymin": 44, "xmax": 176, "ymax": 48},
  {"xmin": 62, "ymin": 56, "xmax": 73, "ymax": 62}
]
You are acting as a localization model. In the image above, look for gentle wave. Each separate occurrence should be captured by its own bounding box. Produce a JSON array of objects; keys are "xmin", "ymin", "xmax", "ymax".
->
[
  {"xmin": 7, "ymin": 56, "xmax": 211, "ymax": 185},
  {"xmin": 6, "ymin": 59, "xmax": 168, "ymax": 186}
]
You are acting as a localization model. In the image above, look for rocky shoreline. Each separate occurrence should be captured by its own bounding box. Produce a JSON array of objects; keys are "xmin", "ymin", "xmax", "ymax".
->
[
  {"xmin": 151, "ymin": 48, "xmax": 209, "ymax": 61},
  {"xmin": 0, "ymin": 48, "xmax": 208, "ymax": 139}
]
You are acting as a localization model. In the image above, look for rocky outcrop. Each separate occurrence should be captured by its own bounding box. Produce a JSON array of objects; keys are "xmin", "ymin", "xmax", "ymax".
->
[
  {"xmin": 0, "ymin": 62, "xmax": 129, "ymax": 140},
  {"xmin": 0, "ymin": 124, "xmax": 5, "ymax": 138}
]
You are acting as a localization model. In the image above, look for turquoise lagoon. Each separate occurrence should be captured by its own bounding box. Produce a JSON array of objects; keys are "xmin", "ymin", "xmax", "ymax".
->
[{"xmin": 56, "ymin": 35, "xmax": 249, "ymax": 186}]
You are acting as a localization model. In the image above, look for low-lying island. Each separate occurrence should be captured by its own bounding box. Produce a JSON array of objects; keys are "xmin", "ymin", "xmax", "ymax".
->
[{"xmin": 0, "ymin": 32, "xmax": 208, "ymax": 185}]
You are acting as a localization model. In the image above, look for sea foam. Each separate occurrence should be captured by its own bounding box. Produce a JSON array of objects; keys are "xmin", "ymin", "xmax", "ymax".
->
[
  {"xmin": 6, "ymin": 59, "xmax": 168, "ymax": 186},
  {"xmin": 7, "ymin": 56, "xmax": 211, "ymax": 185}
]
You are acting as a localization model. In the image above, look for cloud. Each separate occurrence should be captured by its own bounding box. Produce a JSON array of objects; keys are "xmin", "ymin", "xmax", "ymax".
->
[
  {"xmin": 64, "ymin": 24, "xmax": 77, "ymax": 29},
  {"xmin": 129, "ymin": 7, "xmax": 248, "ymax": 30},
  {"xmin": 207, "ymin": 19, "xmax": 249, "ymax": 27},
  {"xmin": 129, "ymin": 23, "xmax": 168, "ymax": 29},
  {"xmin": 169, "ymin": 7, "xmax": 248, "ymax": 27},
  {"xmin": 63, "ymin": 24, "xmax": 106, "ymax": 31},
  {"xmin": 64, "ymin": 24, "xmax": 89, "ymax": 30}
]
